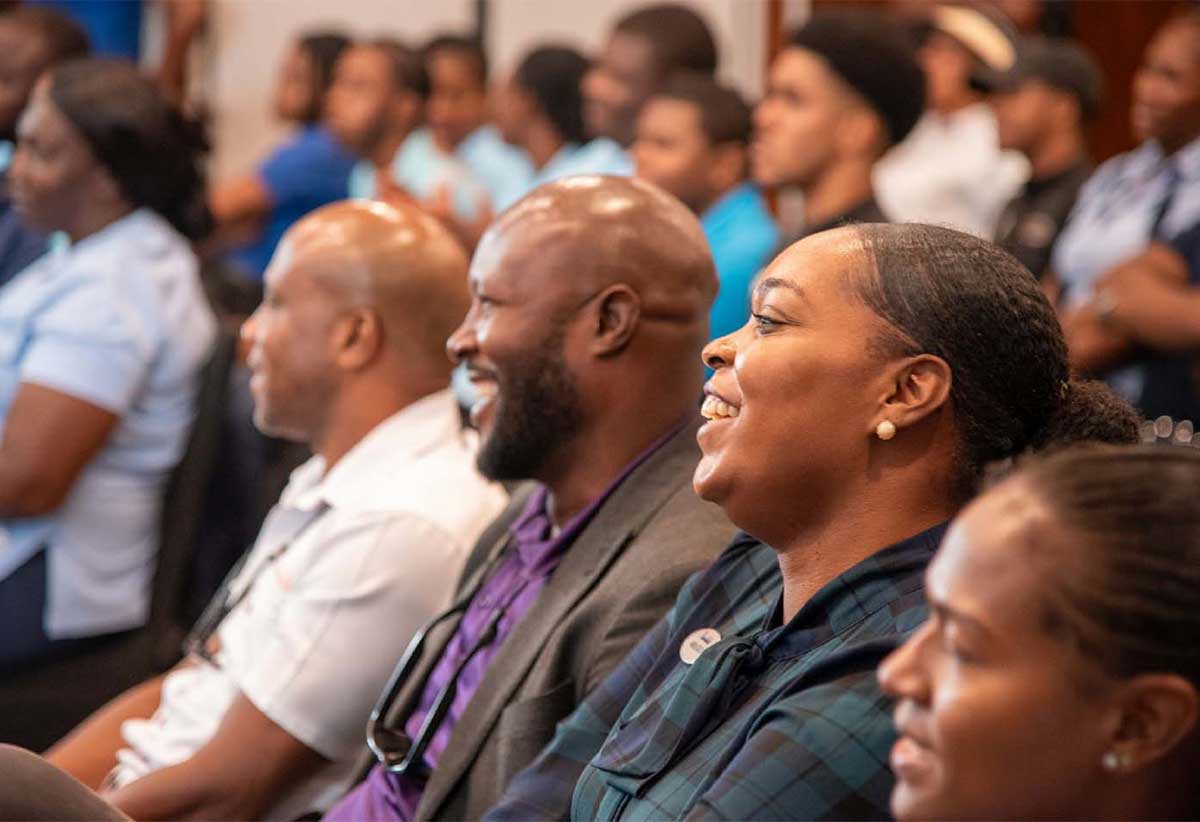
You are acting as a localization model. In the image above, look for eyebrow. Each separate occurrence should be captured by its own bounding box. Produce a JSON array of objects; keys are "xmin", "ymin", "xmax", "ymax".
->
[
  {"xmin": 753, "ymin": 276, "xmax": 807, "ymax": 302},
  {"xmin": 929, "ymin": 600, "xmax": 991, "ymax": 639}
]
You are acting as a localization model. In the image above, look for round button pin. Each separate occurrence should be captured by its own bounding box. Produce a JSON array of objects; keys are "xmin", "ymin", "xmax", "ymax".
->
[{"xmin": 679, "ymin": 628, "xmax": 721, "ymax": 665}]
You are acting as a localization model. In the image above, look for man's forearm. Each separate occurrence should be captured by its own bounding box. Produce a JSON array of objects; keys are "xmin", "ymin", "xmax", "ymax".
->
[{"xmin": 46, "ymin": 673, "xmax": 169, "ymax": 789}]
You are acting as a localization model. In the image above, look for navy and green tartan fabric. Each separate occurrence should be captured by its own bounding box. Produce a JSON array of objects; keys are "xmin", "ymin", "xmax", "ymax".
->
[{"xmin": 485, "ymin": 525, "xmax": 946, "ymax": 821}]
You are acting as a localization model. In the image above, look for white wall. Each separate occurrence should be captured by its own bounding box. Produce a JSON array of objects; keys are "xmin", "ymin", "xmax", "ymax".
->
[{"xmin": 207, "ymin": 0, "xmax": 473, "ymax": 179}]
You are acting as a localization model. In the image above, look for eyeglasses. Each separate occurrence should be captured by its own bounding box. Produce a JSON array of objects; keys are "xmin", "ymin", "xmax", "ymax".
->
[
  {"xmin": 367, "ymin": 545, "xmax": 515, "ymax": 776},
  {"xmin": 184, "ymin": 505, "xmax": 330, "ymax": 666}
]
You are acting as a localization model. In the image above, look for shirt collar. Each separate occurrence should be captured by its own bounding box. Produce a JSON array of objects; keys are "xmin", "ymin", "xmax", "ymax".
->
[
  {"xmin": 283, "ymin": 388, "xmax": 464, "ymax": 512},
  {"xmin": 757, "ymin": 522, "xmax": 948, "ymax": 654},
  {"xmin": 506, "ymin": 416, "xmax": 690, "ymax": 567}
]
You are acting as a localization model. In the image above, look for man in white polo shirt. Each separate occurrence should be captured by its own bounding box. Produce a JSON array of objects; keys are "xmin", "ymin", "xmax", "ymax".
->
[{"xmin": 43, "ymin": 200, "xmax": 508, "ymax": 820}]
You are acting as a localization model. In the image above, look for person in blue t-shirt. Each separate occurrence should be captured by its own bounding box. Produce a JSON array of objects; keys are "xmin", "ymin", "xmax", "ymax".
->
[
  {"xmin": 213, "ymin": 31, "xmax": 357, "ymax": 281},
  {"xmin": 633, "ymin": 73, "xmax": 778, "ymax": 341}
]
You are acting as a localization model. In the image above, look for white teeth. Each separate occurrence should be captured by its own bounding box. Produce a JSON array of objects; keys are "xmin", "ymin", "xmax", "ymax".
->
[{"xmin": 701, "ymin": 395, "xmax": 740, "ymax": 421}]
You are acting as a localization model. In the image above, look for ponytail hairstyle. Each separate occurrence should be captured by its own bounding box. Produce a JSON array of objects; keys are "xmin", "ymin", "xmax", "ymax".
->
[
  {"xmin": 48, "ymin": 58, "xmax": 211, "ymax": 241},
  {"xmin": 1015, "ymin": 446, "xmax": 1200, "ymax": 688},
  {"xmin": 850, "ymin": 223, "xmax": 1139, "ymax": 501}
]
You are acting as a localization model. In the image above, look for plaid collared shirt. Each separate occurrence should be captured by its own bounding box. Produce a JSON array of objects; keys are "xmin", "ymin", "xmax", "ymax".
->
[{"xmin": 486, "ymin": 525, "xmax": 946, "ymax": 822}]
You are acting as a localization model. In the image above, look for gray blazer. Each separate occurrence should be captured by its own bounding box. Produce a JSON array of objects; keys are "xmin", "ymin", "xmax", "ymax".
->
[{"xmin": 373, "ymin": 421, "xmax": 737, "ymax": 821}]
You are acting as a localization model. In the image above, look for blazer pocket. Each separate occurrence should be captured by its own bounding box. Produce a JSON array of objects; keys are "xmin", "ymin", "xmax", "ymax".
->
[{"xmin": 495, "ymin": 678, "xmax": 578, "ymax": 787}]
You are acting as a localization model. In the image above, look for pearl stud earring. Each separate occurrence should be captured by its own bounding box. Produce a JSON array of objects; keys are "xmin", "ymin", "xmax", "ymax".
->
[
  {"xmin": 1102, "ymin": 750, "xmax": 1129, "ymax": 772},
  {"xmin": 876, "ymin": 420, "xmax": 896, "ymax": 441}
]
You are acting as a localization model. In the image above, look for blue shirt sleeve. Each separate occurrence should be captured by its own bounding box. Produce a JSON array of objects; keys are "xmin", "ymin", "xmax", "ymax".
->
[{"xmin": 258, "ymin": 128, "xmax": 353, "ymax": 208}]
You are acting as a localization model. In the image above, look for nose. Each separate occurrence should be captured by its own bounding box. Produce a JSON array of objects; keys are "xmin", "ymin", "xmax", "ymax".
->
[
  {"xmin": 877, "ymin": 621, "xmax": 932, "ymax": 703},
  {"xmin": 446, "ymin": 310, "xmax": 478, "ymax": 365},
  {"xmin": 702, "ymin": 332, "xmax": 737, "ymax": 371}
]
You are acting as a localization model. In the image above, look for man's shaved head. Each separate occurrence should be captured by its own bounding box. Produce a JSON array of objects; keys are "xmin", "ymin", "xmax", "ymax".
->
[
  {"xmin": 479, "ymin": 174, "xmax": 717, "ymax": 328},
  {"xmin": 247, "ymin": 200, "xmax": 469, "ymax": 445},
  {"xmin": 449, "ymin": 175, "xmax": 718, "ymax": 484},
  {"xmin": 281, "ymin": 199, "xmax": 470, "ymax": 366}
]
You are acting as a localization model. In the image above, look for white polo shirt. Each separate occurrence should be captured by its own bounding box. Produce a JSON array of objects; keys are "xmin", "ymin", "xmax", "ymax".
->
[
  {"xmin": 0, "ymin": 208, "xmax": 215, "ymax": 638},
  {"xmin": 874, "ymin": 104, "xmax": 1030, "ymax": 239},
  {"xmin": 111, "ymin": 389, "xmax": 508, "ymax": 818}
]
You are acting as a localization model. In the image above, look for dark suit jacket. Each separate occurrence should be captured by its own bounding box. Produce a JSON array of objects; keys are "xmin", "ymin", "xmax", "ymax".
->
[{"xmin": 371, "ymin": 422, "xmax": 737, "ymax": 821}]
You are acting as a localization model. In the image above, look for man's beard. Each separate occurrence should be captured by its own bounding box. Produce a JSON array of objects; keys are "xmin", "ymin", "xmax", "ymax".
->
[{"xmin": 476, "ymin": 329, "xmax": 583, "ymax": 482}]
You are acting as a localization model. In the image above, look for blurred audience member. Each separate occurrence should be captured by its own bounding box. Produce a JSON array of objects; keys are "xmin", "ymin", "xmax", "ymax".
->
[
  {"xmin": 1058, "ymin": 11, "xmax": 1200, "ymax": 418},
  {"xmin": 334, "ymin": 40, "xmax": 433, "ymax": 204},
  {"xmin": 214, "ymin": 30, "xmax": 356, "ymax": 282},
  {"xmin": 493, "ymin": 45, "xmax": 591, "ymax": 199},
  {"xmin": 327, "ymin": 176, "xmax": 735, "ymax": 821},
  {"xmin": 580, "ymin": 3, "xmax": 718, "ymax": 176},
  {"xmin": 875, "ymin": 3, "xmax": 1030, "ymax": 237},
  {"xmin": 987, "ymin": 36, "xmax": 1102, "ymax": 279},
  {"xmin": 0, "ymin": 6, "xmax": 87, "ymax": 288},
  {"xmin": 753, "ymin": 13, "xmax": 925, "ymax": 239},
  {"xmin": 633, "ymin": 73, "xmax": 777, "ymax": 340},
  {"xmin": 404, "ymin": 35, "xmax": 532, "ymax": 220},
  {"xmin": 46, "ymin": 201, "xmax": 508, "ymax": 820},
  {"xmin": 0, "ymin": 59, "xmax": 214, "ymax": 669},
  {"xmin": 881, "ymin": 445, "xmax": 1200, "ymax": 821},
  {"xmin": 28, "ymin": 0, "xmax": 139, "ymax": 60}
]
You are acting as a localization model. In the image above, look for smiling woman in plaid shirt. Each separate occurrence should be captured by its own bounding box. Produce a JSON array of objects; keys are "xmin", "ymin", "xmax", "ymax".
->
[{"xmin": 485, "ymin": 223, "xmax": 1141, "ymax": 821}]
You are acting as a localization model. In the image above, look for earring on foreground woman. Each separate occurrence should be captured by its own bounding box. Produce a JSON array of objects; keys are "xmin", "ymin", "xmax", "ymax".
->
[{"xmin": 881, "ymin": 445, "xmax": 1200, "ymax": 821}]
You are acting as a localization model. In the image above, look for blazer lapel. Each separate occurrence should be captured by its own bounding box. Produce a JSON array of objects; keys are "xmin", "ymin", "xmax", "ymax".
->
[{"xmin": 417, "ymin": 422, "xmax": 702, "ymax": 815}]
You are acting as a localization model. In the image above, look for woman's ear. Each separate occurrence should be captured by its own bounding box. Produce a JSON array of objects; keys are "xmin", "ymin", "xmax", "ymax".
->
[
  {"xmin": 874, "ymin": 354, "xmax": 953, "ymax": 432},
  {"xmin": 1104, "ymin": 673, "xmax": 1199, "ymax": 775}
]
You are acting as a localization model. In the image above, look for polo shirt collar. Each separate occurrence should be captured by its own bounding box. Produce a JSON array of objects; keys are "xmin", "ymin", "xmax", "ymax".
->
[{"xmin": 284, "ymin": 388, "xmax": 463, "ymax": 512}]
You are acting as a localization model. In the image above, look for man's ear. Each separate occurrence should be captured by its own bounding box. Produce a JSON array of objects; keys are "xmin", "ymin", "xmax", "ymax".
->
[
  {"xmin": 588, "ymin": 284, "xmax": 642, "ymax": 357},
  {"xmin": 872, "ymin": 354, "xmax": 953, "ymax": 434},
  {"xmin": 334, "ymin": 307, "xmax": 384, "ymax": 370},
  {"xmin": 1104, "ymin": 673, "xmax": 1200, "ymax": 775}
]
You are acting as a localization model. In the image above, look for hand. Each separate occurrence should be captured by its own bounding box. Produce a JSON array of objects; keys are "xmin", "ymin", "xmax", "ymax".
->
[{"xmin": 1062, "ymin": 303, "xmax": 1134, "ymax": 375}]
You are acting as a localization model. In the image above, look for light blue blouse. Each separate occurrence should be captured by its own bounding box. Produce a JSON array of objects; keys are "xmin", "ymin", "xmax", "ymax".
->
[
  {"xmin": 0, "ymin": 209, "xmax": 216, "ymax": 638},
  {"xmin": 1051, "ymin": 136, "xmax": 1200, "ymax": 402}
]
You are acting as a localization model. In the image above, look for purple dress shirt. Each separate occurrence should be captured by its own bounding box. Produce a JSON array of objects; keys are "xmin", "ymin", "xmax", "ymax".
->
[{"xmin": 325, "ymin": 422, "xmax": 686, "ymax": 821}]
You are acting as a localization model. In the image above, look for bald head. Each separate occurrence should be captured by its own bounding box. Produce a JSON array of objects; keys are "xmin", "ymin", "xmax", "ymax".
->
[
  {"xmin": 279, "ymin": 199, "xmax": 470, "ymax": 367},
  {"xmin": 480, "ymin": 175, "xmax": 717, "ymax": 330}
]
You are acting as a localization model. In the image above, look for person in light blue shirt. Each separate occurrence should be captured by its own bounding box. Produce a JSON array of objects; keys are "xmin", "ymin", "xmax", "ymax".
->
[
  {"xmin": 215, "ymin": 31, "xmax": 357, "ymax": 282},
  {"xmin": 417, "ymin": 35, "xmax": 532, "ymax": 216},
  {"xmin": 1055, "ymin": 11, "xmax": 1200, "ymax": 412},
  {"xmin": 0, "ymin": 60, "xmax": 215, "ymax": 670},
  {"xmin": 492, "ymin": 46, "xmax": 592, "ymax": 205},
  {"xmin": 580, "ymin": 5, "xmax": 719, "ymax": 179},
  {"xmin": 633, "ymin": 74, "xmax": 778, "ymax": 341}
]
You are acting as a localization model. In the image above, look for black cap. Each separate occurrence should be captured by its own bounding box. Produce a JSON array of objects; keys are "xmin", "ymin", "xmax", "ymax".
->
[
  {"xmin": 977, "ymin": 36, "xmax": 1105, "ymax": 119},
  {"xmin": 790, "ymin": 12, "xmax": 926, "ymax": 146}
]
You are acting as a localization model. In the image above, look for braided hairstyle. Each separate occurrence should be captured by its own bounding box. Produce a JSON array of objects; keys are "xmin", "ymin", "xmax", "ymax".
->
[
  {"xmin": 851, "ymin": 223, "xmax": 1139, "ymax": 500},
  {"xmin": 48, "ymin": 58, "xmax": 210, "ymax": 241}
]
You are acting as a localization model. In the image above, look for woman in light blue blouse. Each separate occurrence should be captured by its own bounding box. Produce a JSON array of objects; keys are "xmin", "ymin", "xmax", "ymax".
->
[{"xmin": 0, "ymin": 58, "xmax": 215, "ymax": 670}]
